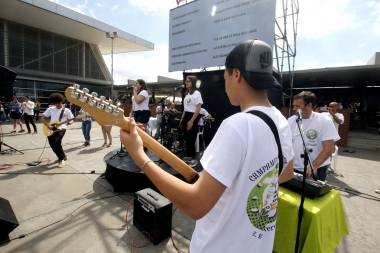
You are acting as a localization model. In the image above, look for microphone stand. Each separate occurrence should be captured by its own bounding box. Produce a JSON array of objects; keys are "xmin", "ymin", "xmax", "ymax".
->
[{"xmin": 294, "ymin": 116, "xmax": 318, "ymax": 253}]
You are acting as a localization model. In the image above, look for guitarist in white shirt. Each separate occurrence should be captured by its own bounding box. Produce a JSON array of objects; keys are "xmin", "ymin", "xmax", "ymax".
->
[{"xmin": 41, "ymin": 93, "xmax": 74, "ymax": 168}]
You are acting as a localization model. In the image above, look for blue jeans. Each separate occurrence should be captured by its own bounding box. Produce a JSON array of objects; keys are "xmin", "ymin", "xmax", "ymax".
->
[
  {"xmin": 317, "ymin": 165, "xmax": 329, "ymax": 182},
  {"xmin": 82, "ymin": 120, "xmax": 92, "ymax": 141}
]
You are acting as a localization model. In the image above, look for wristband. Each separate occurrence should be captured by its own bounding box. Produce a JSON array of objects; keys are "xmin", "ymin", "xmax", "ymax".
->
[{"xmin": 141, "ymin": 160, "xmax": 152, "ymax": 171}]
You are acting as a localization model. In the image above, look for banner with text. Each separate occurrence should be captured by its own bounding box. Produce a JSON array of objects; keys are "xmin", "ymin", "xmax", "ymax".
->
[{"xmin": 169, "ymin": 0, "xmax": 276, "ymax": 72}]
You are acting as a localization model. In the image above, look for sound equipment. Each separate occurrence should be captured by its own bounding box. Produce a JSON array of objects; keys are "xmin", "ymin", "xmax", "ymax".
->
[
  {"xmin": 0, "ymin": 65, "xmax": 17, "ymax": 101},
  {"xmin": 281, "ymin": 173, "xmax": 332, "ymax": 199},
  {"xmin": 133, "ymin": 188, "xmax": 172, "ymax": 245},
  {"xmin": 0, "ymin": 197, "xmax": 19, "ymax": 240}
]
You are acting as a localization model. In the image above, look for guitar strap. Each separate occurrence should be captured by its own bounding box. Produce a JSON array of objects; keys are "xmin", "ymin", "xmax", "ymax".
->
[
  {"xmin": 246, "ymin": 110, "xmax": 283, "ymax": 176},
  {"xmin": 58, "ymin": 108, "xmax": 65, "ymax": 122}
]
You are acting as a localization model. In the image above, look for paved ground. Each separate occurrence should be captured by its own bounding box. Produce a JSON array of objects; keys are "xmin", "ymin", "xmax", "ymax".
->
[{"xmin": 0, "ymin": 120, "xmax": 379, "ymax": 253}]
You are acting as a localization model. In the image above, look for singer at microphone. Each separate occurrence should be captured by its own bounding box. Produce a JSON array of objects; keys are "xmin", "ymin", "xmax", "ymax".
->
[{"xmin": 288, "ymin": 91, "xmax": 340, "ymax": 182}]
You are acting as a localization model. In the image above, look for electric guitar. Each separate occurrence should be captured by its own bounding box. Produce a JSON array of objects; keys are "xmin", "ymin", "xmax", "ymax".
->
[
  {"xmin": 64, "ymin": 85, "xmax": 199, "ymax": 182},
  {"xmin": 43, "ymin": 118, "xmax": 75, "ymax": 137}
]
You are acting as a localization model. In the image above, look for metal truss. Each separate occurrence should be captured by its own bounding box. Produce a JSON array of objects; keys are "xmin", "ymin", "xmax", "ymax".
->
[{"xmin": 273, "ymin": 0, "xmax": 299, "ymax": 112}]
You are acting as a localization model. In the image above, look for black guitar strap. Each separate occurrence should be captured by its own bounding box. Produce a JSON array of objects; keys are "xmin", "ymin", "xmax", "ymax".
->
[
  {"xmin": 58, "ymin": 108, "xmax": 65, "ymax": 122},
  {"xmin": 247, "ymin": 110, "xmax": 283, "ymax": 176}
]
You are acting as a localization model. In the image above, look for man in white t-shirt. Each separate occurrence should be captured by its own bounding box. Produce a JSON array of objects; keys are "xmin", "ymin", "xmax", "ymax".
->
[
  {"xmin": 41, "ymin": 93, "xmax": 74, "ymax": 168},
  {"xmin": 22, "ymin": 96, "xmax": 37, "ymax": 134},
  {"xmin": 321, "ymin": 102, "xmax": 344, "ymax": 134},
  {"xmin": 288, "ymin": 91, "xmax": 340, "ymax": 181},
  {"xmin": 120, "ymin": 40, "xmax": 294, "ymax": 253}
]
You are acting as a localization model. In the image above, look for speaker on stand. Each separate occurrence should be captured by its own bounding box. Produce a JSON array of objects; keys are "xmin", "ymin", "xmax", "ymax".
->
[{"xmin": 0, "ymin": 197, "xmax": 19, "ymax": 241}]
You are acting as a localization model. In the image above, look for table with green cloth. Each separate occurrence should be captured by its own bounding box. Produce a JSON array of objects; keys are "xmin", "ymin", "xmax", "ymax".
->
[{"xmin": 274, "ymin": 187, "xmax": 349, "ymax": 253}]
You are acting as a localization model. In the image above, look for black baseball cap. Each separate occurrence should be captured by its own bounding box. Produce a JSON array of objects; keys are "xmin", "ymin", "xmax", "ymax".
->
[{"xmin": 225, "ymin": 39, "xmax": 282, "ymax": 90}]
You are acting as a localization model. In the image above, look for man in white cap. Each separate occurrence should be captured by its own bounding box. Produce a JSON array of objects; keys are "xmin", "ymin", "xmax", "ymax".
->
[{"xmin": 120, "ymin": 40, "xmax": 294, "ymax": 252}]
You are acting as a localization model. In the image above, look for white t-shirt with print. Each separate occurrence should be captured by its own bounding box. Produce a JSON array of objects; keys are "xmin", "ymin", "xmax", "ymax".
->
[
  {"xmin": 184, "ymin": 90, "xmax": 203, "ymax": 113},
  {"xmin": 132, "ymin": 90, "xmax": 149, "ymax": 111},
  {"xmin": 198, "ymin": 108, "xmax": 210, "ymax": 126},
  {"xmin": 288, "ymin": 112, "xmax": 340, "ymax": 171},
  {"xmin": 43, "ymin": 107, "xmax": 74, "ymax": 129},
  {"xmin": 322, "ymin": 112, "xmax": 344, "ymax": 133},
  {"xmin": 23, "ymin": 101, "xmax": 35, "ymax": 115},
  {"xmin": 191, "ymin": 106, "xmax": 294, "ymax": 253}
]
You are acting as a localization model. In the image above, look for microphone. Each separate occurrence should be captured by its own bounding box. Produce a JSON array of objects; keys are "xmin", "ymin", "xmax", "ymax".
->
[
  {"xmin": 126, "ymin": 86, "xmax": 133, "ymax": 90},
  {"xmin": 174, "ymin": 85, "xmax": 185, "ymax": 90},
  {"xmin": 296, "ymin": 109, "xmax": 302, "ymax": 120}
]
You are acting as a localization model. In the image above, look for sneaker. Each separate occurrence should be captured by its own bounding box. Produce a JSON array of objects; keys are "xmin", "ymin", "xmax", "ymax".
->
[
  {"xmin": 58, "ymin": 160, "xmax": 65, "ymax": 168},
  {"xmin": 101, "ymin": 143, "xmax": 107, "ymax": 148},
  {"xmin": 85, "ymin": 142, "xmax": 90, "ymax": 147},
  {"xmin": 11, "ymin": 130, "xmax": 16, "ymax": 133},
  {"xmin": 375, "ymin": 189, "xmax": 380, "ymax": 194},
  {"xmin": 182, "ymin": 157, "xmax": 192, "ymax": 162},
  {"xmin": 33, "ymin": 132, "xmax": 38, "ymax": 134},
  {"xmin": 18, "ymin": 129, "xmax": 25, "ymax": 133},
  {"xmin": 107, "ymin": 143, "xmax": 112, "ymax": 148},
  {"xmin": 26, "ymin": 131, "xmax": 32, "ymax": 134},
  {"xmin": 82, "ymin": 142, "xmax": 87, "ymax": 147},
  {"xmin": 188, "ymin": 159, "xmax": 198, "ymax": 167}
]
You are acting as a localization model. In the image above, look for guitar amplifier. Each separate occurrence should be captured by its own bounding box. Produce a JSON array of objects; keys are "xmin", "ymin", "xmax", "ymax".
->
[{"xmin": 133, "ymin": 188, "xmax": 172, "ymax": 245}]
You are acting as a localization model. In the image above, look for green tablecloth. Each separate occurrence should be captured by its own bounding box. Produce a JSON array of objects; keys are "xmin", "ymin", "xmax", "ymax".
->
[{"xmin": 274, "ymin": 187, "xmax": 349, "ymax": 253}]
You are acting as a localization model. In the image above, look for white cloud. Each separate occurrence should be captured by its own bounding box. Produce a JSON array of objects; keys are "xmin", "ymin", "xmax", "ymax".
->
[
  {"xmin": 89, "ymin": 10, "xmax": 96, "ymax": 18},
  {"xmin": 111, "ymin": 5, "xmax": 119, "ymax": 11},
  {"xmin": 298, "ymin": 59, "xmax": 366, "ymax": 70},
  {"xmin": 96, "ymin": 3, "xmax": 103, "ymax": 7},
  {"xmin": 103, "ymin": 44, "xmax": 183, "ymax": 84},
  {"xmin": 367, "ymin": 1, "xmax": 380, "ymax": 35},
  {"xmin": 297, "ymin": 0, "xmax": 356, "ymax": 39},
  {"xmin": 52, "ymin": 0, "xmax": 88, "ymax": 15},
  {"xmin": 128, "ymin": 0, "xmax": 178, "ymax": 15},
  {"xmin": 359, "ymin": 43, "xmax": 365, "ymax": 48}
]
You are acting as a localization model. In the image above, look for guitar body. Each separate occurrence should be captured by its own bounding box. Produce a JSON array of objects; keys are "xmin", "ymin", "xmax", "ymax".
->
[{"xmin": 43, "ymin": 120, "xmax": 62, "ymax": 137}]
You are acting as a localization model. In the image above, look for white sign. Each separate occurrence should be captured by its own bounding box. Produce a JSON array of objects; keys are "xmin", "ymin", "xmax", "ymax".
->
[{"xmin": 169, "ymin": 0, "xmax": 277, "ymax": 72}]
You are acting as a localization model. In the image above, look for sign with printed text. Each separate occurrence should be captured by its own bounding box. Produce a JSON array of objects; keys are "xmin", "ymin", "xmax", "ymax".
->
[{"xmin": 168, "ymin": 0, "xmax": 276, "ymax": 72}]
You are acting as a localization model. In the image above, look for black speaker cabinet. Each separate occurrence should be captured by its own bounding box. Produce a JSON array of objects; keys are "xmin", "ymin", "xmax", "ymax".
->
[
  {"xmin": 133, "ymin": 188, "xmax": 172, "ymax": 245},
  {"xmin": 0, "ymin": 197, "xmax": 19, "ymax": 240},
  {"xmin": 0, "ymin": 65, "xmax": 17, "ymax": 101}
]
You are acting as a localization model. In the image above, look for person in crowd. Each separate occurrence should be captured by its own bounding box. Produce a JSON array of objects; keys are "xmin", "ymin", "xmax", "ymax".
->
[
  {"xmin": 101, "ymin": 97, "xmax": 113, "ymax": 148},
  {"xmin": 34, "ymin": 99, "xmax": 41, "ymax": 121},
  {"xmin": 119, "ymin": 40, "xmax": 294, "ymax": 252},
  {"xmin": 179, "ymin": 75, "xmax": 203, "ymax": 167},
  {"xmin": 22, "ymin": 96, "xmax": 37, "ymax": 134},
  {"xmin": 79, "ymin": 107, "xmax": 92, "ymax": 147},
  {"xmin": 70, "ymin": 103, "xmax": 76, "ymax": 117},
  {"xmin": 130, "ymin": 79, "xmax": 151, "ymax": 132},
  {"xmin": 41, "ymin": 93, "xmax": 74, "ymax": 168},
  {"xmin": 4, "ymin": 101, "xmax": 10, "ymax": 120},
  {"xmin": 154, "ymin": 105, "xmax": 163, "ymax": 140},
  {"xmin": 288, "ymin": 91, "xmax": 340, "ymax": 181},
  {"xmin": 168, "ymin": 102, "xmax": 178, "ymax": 112},
  {"xmin": 198, "ymin": 107, "xmax": 212, "ymax": 150},
  {"xmin": 0, "ymin": 100, "xmax": 7, "ymax": 122},
  {"xmin": 8, "ymin": 96, "xmax": 25, "ymax": 133},
  {"xmin": 320, "ymin": 102, "xmax": 344, "ymax": 135}
]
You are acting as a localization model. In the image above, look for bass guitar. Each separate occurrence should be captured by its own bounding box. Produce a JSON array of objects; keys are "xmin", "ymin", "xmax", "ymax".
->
[
  {"xmin": 64, "ymin": 85, "xmax": 199, "ymax": 183},
  {"xmin": 43, "ymin": 118, "xmax": 75, "ymax": 137}
]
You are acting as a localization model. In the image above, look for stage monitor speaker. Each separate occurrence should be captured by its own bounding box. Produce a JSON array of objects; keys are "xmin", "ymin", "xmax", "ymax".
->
[
  {"xmin": 133, "ymin": 188, "xmax": 172, "ymax": 245},
  {"xmin": 0, "ymin": 197, "xmax": 19, "ymax": 240},
  {"xmin": 0, "ymin": 65, "xmax": 17, "ymax": 101}
]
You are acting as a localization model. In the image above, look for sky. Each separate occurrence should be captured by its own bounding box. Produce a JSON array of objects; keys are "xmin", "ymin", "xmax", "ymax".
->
[{"xmin": 48, "ymin": 0, "xmax": 380, "ymax": 85}]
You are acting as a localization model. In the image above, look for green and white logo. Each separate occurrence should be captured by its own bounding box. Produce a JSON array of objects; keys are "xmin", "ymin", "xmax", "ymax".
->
[{"xmin": 306, "ymin": 129, "xmax": 318, "ymax": 140}]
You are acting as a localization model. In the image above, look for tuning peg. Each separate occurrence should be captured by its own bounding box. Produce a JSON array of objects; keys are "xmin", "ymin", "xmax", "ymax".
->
[
  {"xmin": 112, "ymin": 109, "xmax": 120, "ymax": 116},
  {"xmin": 73, "ymin": 83, "xmax": 80, "ymax": 89},
  {"xmin": 91, "ymin": 92, "xmax": 98, "ymax": 97},
  {"xmin": 82, "ymin": 88, "xmax": 89, "ymax": 94},
  {"xmin": 70, "ymin": 90, "xmax": 79, "ymax": 99},
  {"xmin": 105, "ymin": 105, "xmax": 113, "ymax": 113}
]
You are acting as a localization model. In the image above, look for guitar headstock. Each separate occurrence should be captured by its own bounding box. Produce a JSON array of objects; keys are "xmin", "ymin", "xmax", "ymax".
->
[{"xmin": 65, "ymin": 84, "xmax": 129, "ymax": 130}]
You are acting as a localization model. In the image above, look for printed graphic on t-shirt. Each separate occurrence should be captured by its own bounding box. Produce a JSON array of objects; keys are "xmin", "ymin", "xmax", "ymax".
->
[
  {"xmin": 306, "ymin": 129, "xmax": 318, "ymax": 140},
  {"xmin": 246, "ymin": 157, "xmax": 279, "ymax": 238},
  {"xmin": 186, "ymin": 97, "xmax": 192, "ymax": 104}
]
